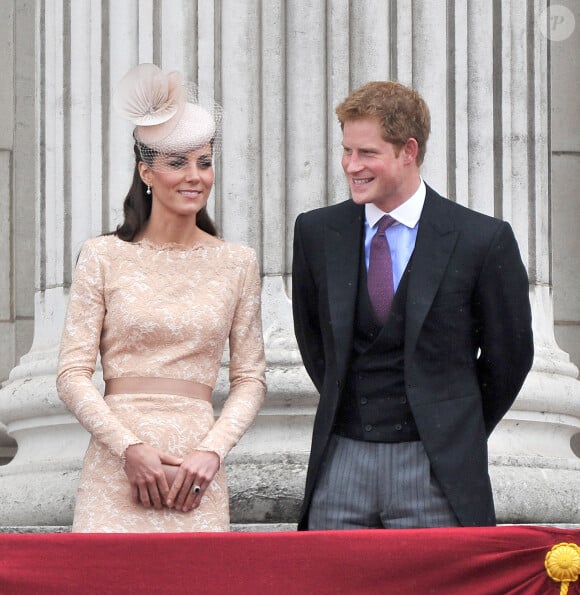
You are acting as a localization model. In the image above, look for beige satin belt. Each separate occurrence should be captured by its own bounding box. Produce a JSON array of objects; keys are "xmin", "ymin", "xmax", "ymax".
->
[{"xmin": 104, "ymin": 377, "xmax": 212, "ymax": 402}]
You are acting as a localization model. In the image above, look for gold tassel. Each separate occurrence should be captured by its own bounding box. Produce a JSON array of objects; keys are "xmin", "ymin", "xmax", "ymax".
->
[{"xmin": 545, "ymin": 542, "xmax": 580, "ymax": 594}]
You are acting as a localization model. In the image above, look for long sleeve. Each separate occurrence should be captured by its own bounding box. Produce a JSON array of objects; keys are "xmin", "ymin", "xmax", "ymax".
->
[
  {"xmin": 196, "ymin": 250, "xmax": 266, "ymax": 462},
  {"xmin": 56, "ymin": 240, "xmax": 143, "ymax": 460},
  {"xmin": 474, "ymin": 222, "xmax": 534, "ymax": 434},
  {"xmin": 291, "ymin": 213, "xmax": 326, "ymax": 391}
]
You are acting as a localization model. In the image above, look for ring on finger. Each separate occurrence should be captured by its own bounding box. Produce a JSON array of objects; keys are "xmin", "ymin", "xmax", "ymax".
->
[{"xmin": 192, "ymin": 485, "xmax": 201, "ymax": 494}]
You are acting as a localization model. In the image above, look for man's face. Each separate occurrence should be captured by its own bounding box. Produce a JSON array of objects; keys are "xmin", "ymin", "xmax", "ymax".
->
[{"xmin": 341, "ymin": 117, "xmax": 410, "ymax": 212}]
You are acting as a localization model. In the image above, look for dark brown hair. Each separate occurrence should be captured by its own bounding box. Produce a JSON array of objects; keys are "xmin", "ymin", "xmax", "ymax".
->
[{"xmin": 114, "ymin": 143, "xmax": 217, "ymax": 241}]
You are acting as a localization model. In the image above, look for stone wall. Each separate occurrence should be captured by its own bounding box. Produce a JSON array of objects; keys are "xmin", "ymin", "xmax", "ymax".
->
[{"xmin": 551, "ymin": 0, "xmax": 580, "ymax": 371}]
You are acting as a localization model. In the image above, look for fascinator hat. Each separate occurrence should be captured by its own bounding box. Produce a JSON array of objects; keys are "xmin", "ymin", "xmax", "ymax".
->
[{"xmin": 113, "ymin": 63, "xmax": 222, "ymax": 170}]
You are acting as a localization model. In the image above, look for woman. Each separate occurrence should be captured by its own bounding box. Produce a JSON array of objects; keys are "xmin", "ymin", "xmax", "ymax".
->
[{"xmin": 57, "ymin": 64, "xmax": 266, "ymax": 532}]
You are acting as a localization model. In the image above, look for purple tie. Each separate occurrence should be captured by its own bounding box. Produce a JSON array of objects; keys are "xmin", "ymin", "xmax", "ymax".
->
[{"xmin": 367, "ymin": 215, "xmax": 396, "ymax": 324}]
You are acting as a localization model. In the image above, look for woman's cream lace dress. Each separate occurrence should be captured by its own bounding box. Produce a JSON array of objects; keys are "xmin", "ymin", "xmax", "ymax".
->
[{"xmin": 57, "ymin": 235, "xmax": 266, "ymax": 532}]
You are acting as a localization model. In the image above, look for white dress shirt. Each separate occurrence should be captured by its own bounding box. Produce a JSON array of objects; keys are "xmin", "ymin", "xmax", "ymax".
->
[{"xmin": 364, "ymin": 179, "xmax": 426, "ymax": 291}]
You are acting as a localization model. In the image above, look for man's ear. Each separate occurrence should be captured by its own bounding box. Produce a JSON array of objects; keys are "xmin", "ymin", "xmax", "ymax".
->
[{"xmin": 402, "ymin": 138, "xmax": 419, "ymax": 165}]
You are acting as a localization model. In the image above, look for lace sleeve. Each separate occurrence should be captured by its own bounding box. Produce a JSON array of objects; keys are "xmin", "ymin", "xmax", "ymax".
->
[
  {"xmin": 56, "ymin": 240, "xmax": 143, "ymax": 460},
  {"xmin": 197, "ymin": 249, "xmax": 266, "ymax": 462}
]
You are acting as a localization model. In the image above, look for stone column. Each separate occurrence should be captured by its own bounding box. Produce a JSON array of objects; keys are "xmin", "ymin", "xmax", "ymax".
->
[
  {"xmin": 552, "ymin": 2, "xmax": 580, "ymax": 390},
  {"xmin": 0, "ymin": 0, "xmax": 578, "ymax": 530},
  {"xmin": 0, "ymin": 1, "xmax": 36, "ymax": 467},
  {"xmin": 0, "ymin": 1, "xmax": 84, "ymax": 526},
  {"xmin": 482, "ymin": 2, "xmax": 580, "ymax": 521}
]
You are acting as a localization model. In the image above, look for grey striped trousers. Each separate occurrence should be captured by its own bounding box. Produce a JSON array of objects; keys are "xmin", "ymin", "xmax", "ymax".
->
[{"xmin": 308, "ymin": 434, "xmax": 460, "ymax": 530}]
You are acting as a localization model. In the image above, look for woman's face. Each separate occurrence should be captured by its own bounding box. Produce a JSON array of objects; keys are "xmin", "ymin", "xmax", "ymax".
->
[{"xmin": 139, "ymin": 144, "xmax": 214, "ymax": 220}]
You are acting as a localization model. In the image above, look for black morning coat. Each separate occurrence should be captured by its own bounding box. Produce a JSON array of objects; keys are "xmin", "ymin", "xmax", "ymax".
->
[{"xmin": 291, "ymin": 185, "xmax": 534, "ymax": 529}]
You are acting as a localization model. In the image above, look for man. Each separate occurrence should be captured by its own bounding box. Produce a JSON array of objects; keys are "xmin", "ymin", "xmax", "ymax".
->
[{"xmin": 292, "ymin": 81, "xmax": 534, "ymax": 530}]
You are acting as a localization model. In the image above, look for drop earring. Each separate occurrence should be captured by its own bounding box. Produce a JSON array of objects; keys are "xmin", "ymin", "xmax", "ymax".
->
[{"xmin": 146, "ymin": 185, "xmax": 151, "ymax": 195}]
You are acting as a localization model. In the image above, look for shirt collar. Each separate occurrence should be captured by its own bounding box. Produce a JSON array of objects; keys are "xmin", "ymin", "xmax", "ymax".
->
[{"xmin": 365, "ymin": 179, "xmax": 426, "ymax": 229}]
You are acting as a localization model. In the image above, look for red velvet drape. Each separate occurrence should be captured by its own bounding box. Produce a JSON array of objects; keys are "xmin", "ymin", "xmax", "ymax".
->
[{"xmin": 1, "ymin": 525, "xmax": 579, "ymax": 594}]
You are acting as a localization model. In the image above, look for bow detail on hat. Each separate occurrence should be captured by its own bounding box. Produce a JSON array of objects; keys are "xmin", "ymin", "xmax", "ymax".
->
[{"xmin": 113, "ymin": 63, "xmax": 186, "ymax": 127}]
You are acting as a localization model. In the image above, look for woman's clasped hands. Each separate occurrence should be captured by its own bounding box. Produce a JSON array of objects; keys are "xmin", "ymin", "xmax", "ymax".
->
[{"xmin": 124, "ymin": 443, "xmax": 220, "ymax": 512}]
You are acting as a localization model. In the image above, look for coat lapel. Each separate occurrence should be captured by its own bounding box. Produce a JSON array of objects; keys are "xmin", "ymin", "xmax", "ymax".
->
[
  {"xmin": 325, "ymin": 202, "xmax": 364, "ymax": 380},
  {"xmin": 322, "ymin": 191, "xmax": 459, "ymax": 380},
  {"xmin": 405, "ymin": 189, "xmax": 459, "ymax": 362}
]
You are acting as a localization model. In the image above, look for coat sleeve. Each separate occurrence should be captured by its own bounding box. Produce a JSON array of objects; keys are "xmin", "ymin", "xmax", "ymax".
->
[
  {"xmin": 474, "ymin": 222, "xmax": 534, "ymax": 434},
  {"xmin": 291, "ymin": 213, "xmax": 326, "ymax": 392}
]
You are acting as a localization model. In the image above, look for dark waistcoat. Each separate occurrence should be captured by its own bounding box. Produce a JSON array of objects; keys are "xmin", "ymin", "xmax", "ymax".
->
[{"xmin": 334, "ymin": 251, "xmax": 420, "ymax": 443}]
